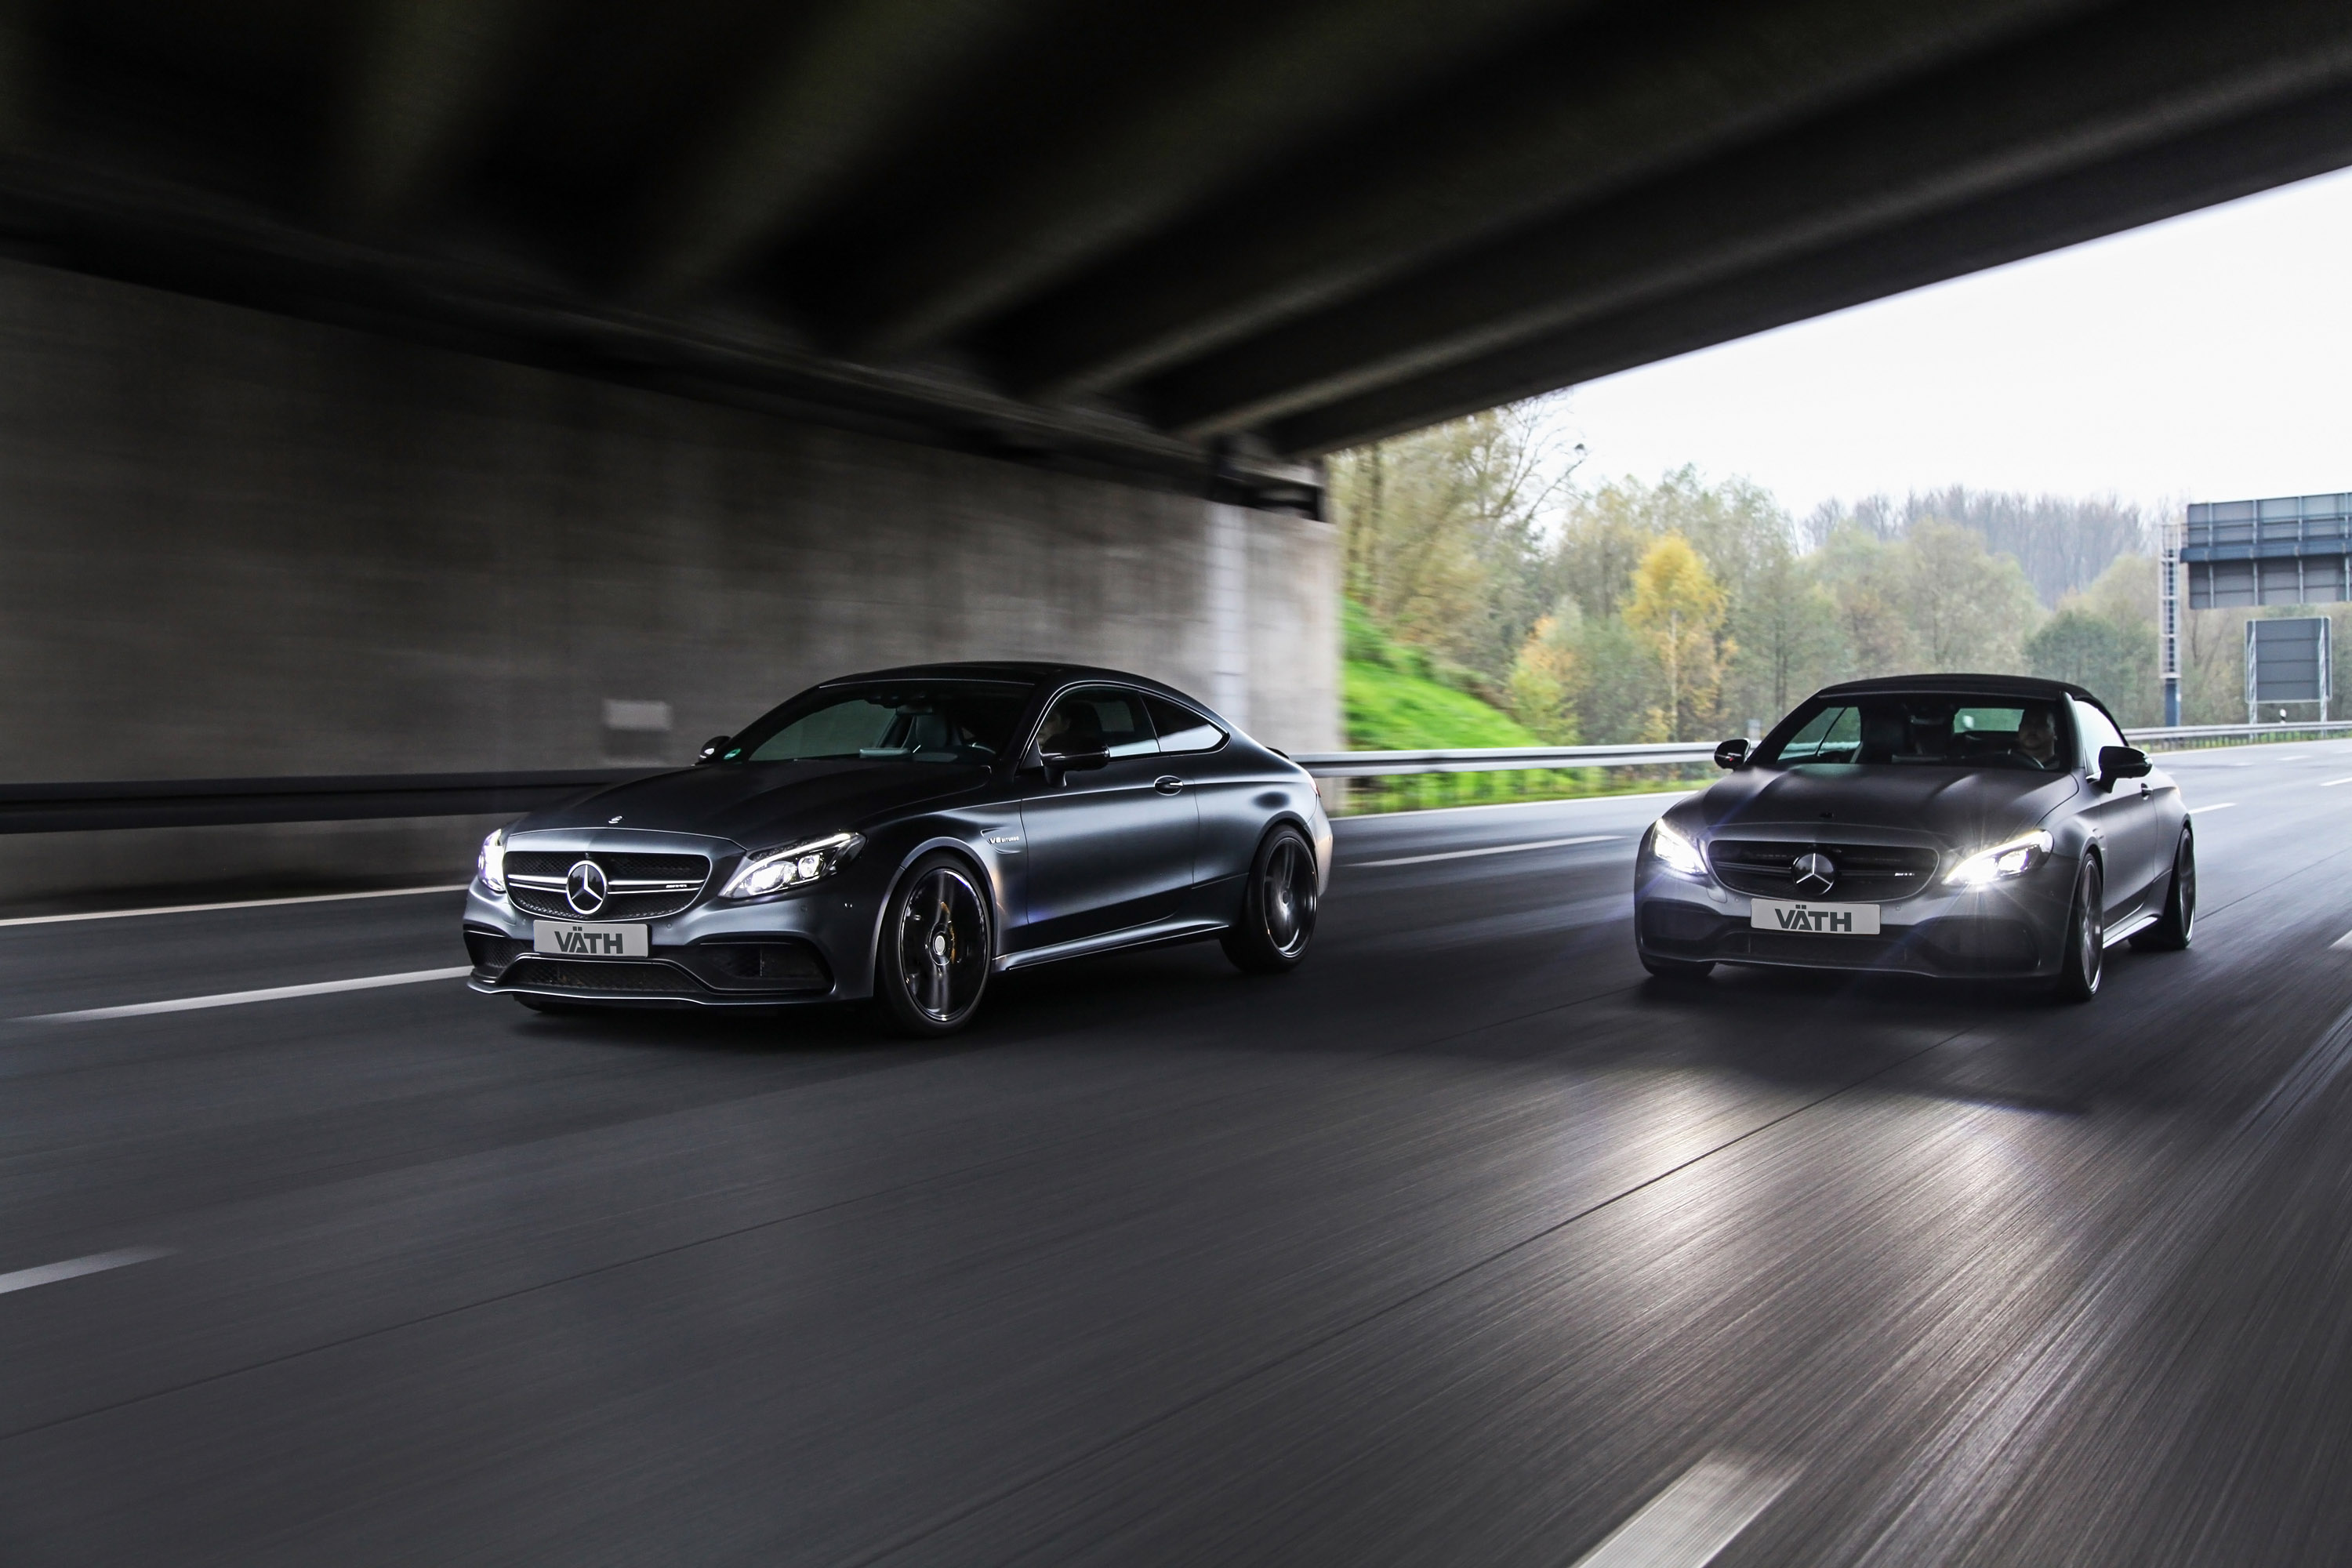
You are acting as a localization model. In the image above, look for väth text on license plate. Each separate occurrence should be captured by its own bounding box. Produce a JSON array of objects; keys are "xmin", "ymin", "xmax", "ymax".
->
[
  {"xmin": 1749, "ymin": 898, "xmax": 1881, "ymax": 935},
  {"xmin": 533, "ymin": 920, "xmax": 650, "ymax": 957}
]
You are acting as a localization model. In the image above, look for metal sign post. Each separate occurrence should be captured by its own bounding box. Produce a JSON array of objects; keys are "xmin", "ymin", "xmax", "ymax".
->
[{"xmin": 2246, "ymin": 615, "xmax": 2330, "ymax": 724}]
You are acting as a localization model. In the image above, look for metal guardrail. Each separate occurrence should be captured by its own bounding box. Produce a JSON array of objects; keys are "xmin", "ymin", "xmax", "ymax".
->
[
  {"xmin": 1290, "ymin": 742, "xmax": 1713, "ymax": 776},
  {"xmin": 0, "ymin": 769, "xmax": 648, "ymax": 835},
  {"xmin": 3, "ymin": 720, "xmax": 2343, "ymax": 834}
]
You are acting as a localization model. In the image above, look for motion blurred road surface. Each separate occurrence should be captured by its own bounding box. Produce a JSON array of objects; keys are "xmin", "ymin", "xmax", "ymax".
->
[{"xmin": 5, "ymin": 744, "xmax": 2352, "ymax": 1566}]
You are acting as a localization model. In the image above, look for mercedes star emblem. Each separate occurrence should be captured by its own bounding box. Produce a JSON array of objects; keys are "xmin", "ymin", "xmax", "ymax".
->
[
  {"xmin": 1791, "ymin": 851, "xmax": 1837, "ymax": 896},
  {"xmin": 565, "ymin": 859, "xmax": 608, "ymax": 915}
]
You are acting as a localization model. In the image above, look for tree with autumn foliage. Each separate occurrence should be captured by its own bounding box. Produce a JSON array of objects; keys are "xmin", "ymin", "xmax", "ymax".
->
[{"xmin": 1623, "ymin": 534, "xmax": 1730, "ymax": 740}]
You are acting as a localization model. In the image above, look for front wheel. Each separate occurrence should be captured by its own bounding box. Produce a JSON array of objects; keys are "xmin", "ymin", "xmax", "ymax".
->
[
  {"xmin": 2051, "ymin": 856, "xmax": 2104, "ymax": 1002},
  {"xmin": 1221, "ymin": 825, "xmax": 1318, "ymax": 974},
  {"xmin": 875, "ymin": 854, "xmax": 993, "ymax": 1036},
  {"xmin": 2130, "ymin": 831, "xmax": 2194, "ymax": 951}
]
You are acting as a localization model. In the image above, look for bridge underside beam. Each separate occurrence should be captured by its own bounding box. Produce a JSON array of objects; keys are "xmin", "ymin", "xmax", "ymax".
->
[{"xmin": 2, "ymin": 0, "xmax": 2349, "ymax": 476}]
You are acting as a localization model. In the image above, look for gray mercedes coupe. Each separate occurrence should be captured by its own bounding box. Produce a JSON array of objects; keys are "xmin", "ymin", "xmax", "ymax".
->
[
  {"xmin": 1634, "ymin": 674, "xmax": 2192, "ymax": 1000},
  {"xmin": 463, "ymin": 662, "xmax": 1332, "ymax": 1034}
]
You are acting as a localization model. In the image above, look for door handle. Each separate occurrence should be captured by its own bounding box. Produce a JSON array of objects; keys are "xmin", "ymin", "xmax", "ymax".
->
[{"xmin": 1154, "ymin": 775, "xmax": 1185, "ymax": 794}]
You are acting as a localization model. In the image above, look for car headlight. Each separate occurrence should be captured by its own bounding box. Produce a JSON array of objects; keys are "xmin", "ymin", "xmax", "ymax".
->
[
  {"xmin": 720, "ymin": 831, "xmax": 864, "ymax": 900},
  {"xmin": 1945, "ymin": 829, "xmax": 2053, "ymax": 887},
  {"xmin": 477, "ymin": 828, "xmax": 506, "ymax": 893},
  {"xmin": 1649, "ymin": 818, "xmax": 1708, "ymax": 879}
]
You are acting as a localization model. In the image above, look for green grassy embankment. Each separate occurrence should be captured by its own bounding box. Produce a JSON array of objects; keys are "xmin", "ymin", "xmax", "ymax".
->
[{"xmin": 1334, "ymin": 601, "xmax": 1697, "ymax": 814}]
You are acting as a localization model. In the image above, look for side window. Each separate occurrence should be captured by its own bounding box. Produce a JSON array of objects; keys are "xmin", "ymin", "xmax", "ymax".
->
[
  {"xmin": 2071, "ymin": 699, "xmax": 2123, "ymax": 770},
  {"xmin": 1037, "ymin": 686, "xmax": 1158, "ymax": 758},
  {"xmin": 1145, "ymin": 695, "xmax": 1225, "ymax": 754},
  {"xmin": 1778, "ymin": 706, "xmax": 1860, "ymax": 763}
]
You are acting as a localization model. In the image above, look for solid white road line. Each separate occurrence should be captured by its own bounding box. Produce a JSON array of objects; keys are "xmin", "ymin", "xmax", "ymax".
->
[
  {"xmin": 0, "ymin": 1247, "xmax": 172, "ymax": 1296},
  {"xmin": 1352, "ymin": 834, "xmax": 1621, "ymax": 869},
  {"xmin": 2322, "ymin": 777, "xmax": 2352, "ymax": 788},
  {"xmin": 1568, "ymin": 1455, "xmax": 1798, "ymax": 1568},
  {"xmin": 0, "ymin": 884, "xmax": 469, "ymax": 929},
  {"xmin": 27, "ymin": 967, "xmax": 474, "ymax": 1023}
]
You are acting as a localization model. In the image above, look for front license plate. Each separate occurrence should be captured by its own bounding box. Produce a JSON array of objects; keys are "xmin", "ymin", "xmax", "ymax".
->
[
  {"xmin": 533, "ymin": 920, "xmax": 649, "ymax": 958},
  {"xmin": 1750, "ymin": 898, "xmax": 1881, "ymax": 936}
]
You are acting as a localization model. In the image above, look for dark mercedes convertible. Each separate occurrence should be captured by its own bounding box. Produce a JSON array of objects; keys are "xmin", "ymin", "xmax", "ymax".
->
[
  {"xmin": 463, "ymin": 663, "xmax": 1331, "ymax": 1033},
  {"xmin": 1634, "ymin": 674, "xmax": 2193, "ymax": 1000}
]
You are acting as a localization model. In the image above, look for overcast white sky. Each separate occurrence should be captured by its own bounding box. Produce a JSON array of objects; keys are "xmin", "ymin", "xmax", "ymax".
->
[{"xmin": 1551, "ymin": 164, "xmax": 2352, "ymax": 522}]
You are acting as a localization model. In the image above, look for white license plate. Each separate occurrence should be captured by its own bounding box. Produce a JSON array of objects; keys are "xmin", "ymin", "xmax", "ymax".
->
[
  {"xmin": 533, "ymin": 920, "xmax": 649, "ymax": 957},
  {"xmin": 1750, "ymin": 898, "xmax": 1881, "ymax": 936}
]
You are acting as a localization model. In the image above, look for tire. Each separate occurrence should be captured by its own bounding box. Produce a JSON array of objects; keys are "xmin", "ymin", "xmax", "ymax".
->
[
  {"xmin": 2051, "ymin": 855, "xmax": 2104, "ymax": 1002},
  {"xmin": 1221, "ymin": 825, "xmax": 1319, "ymax": 974},
  {"xmin": 2129, "ymin": 831, "xmax": 2194, "ymax": 951},
  {"xmin": 875, "ymin": 853, "xmax": 993, "ymax": 1036},
  {"xmin": 1639, "ymin": 953, "xmax": 1714, "ymax": 981}
]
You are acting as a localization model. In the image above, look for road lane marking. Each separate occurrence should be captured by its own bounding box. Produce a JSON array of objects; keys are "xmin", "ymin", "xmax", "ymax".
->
[
  {"xmin": 0, "ymin": 1247, "xmax": 172, "ymax": 1295},
  {"xmin": 25, "ymin": 967, "xmax": 474, "ymax": 1022},
  {"xmin": 2332, "ymin": 931, "xmax": 2352, "ymax": 952},
  {"xmin": 0, "ymin": 884, "xmax": 469, "ymax": 928},
  {"xmin": 1351, "ymin": 834, "xmax": 1620, "ymax": 868},
  {"xmin": 1569, "ymin": 1455, "xmax": 1798, "ymax": 1568},
  {"xmin": 2193, "ymin": 802, "xmax": 2238, "ymax": 812},
  {"xmin": 2322, "ymin": 777, "xmax": 2352, "ymax": 787}
]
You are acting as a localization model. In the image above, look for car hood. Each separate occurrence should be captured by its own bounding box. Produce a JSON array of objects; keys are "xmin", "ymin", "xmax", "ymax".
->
[
  {"xmin": 519, "ymin": 760, "xmax": 992, "ymax": 848},
  {"xmin": 1690, "ymin": 764, "xmax": 2078, "ymax": 846}
]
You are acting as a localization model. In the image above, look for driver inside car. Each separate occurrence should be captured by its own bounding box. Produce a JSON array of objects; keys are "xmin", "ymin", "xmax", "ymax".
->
[{"xmin": 2013, "ymin": 704, "xmax": 2059, "ymax": 768}]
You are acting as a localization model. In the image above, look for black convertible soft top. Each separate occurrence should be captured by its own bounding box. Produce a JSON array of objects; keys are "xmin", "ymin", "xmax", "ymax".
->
[{"xmin": 1810, "ymin": 673, "xmax": 2126, "ymax": 730}]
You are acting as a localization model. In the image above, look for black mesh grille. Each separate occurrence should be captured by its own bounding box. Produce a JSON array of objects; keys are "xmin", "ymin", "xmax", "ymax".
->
[
  {"xmin": 1707, "ymin": 840, "xmax": 1937, "ymax": 902},
  {"xmin": 500, "ymin": 958, "xmax": 704, "ymax": 994},
  {"xmin": 464, "ymin": 929, "xmax": 532, "ymax": 973},
  {"xmin": 504, "ymin": 850, "xmax": 711, "ymax": 920},
  {"xmin": 685, "ymin": 942, "xmax": 832, "ymax": 993}
]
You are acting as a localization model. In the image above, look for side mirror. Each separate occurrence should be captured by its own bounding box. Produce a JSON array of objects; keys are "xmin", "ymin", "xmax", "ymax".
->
[
  {"xmin": 695, "ymin": 734, "xmax": 732, "ymax": 765},
  {"xmin": 1712, "ymin": 738, "xmax": 1750, "ymax": 770},
  {"xmin": 2097, "ymin": 745, "xmax": 2151, "ymax": 785},
  {"xmin": 1040, "ymin": 736, "xmax": 1111, "ymax": 782}
]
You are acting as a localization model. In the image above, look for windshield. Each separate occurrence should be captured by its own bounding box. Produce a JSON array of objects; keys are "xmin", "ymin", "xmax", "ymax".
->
[
  {"xmin": 723, "ymin": 680, "xmax": 1035, "ymax": 764},
  {"xmin": 1756, "ymin": 694, "xmax": 2073, "ymax": 772}
]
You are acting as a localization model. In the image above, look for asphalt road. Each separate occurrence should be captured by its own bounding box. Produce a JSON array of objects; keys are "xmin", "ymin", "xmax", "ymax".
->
[{"xmin": 5, "ymin": 745, "xmax": 2352, "ymax": 1566}]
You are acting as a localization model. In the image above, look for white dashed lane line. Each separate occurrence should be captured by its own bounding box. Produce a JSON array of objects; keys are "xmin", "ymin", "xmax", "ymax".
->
[
  {"xmin": 23, "ymin": 967, "xmax": 474, "ymax": 1023},
  {"xmin": 2332, "ymin": 931, "xmax": 2352, "ymax": 953},
  {"xmin": 1567, "ymin": 1455, "xmax": 1798, "ymax": 1568},
  {"xmin": 2321, "ymin": 777, "xmax": 2352, "ymax": 788},
  {"xmin": 0, "ymin": 1247, "xmax": 172, "ymax": 1296},
  {"xmin": 2194, "ymin": 802, "xmax": 2238, "ymax": 812},
  {"xmin": 0, "ymin": 884, "xmax": 467, "ymax": 928},
  {"xmin": 1350, "ymin": 834, "xmax": 1621, "ymax": 869}
]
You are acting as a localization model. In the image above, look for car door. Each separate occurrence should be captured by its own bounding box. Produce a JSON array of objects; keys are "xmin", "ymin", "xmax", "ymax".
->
[
  {"xmin": 1015, "ymin": 685, "xmax": 1199, "ymax": 948},
  {"xmin": 2069, "ymin": 697, "xmax": 2160, "ymax": 915}
]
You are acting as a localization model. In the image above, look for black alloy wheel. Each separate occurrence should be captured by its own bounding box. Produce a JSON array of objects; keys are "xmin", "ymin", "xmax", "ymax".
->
[
  {"xmin": 877, "ymin": 855, "xmax": 993, "ymax": 1036},
  {"xmin": 2130, "ymin": 831, "xmax": 2195, "ymax": 951},
  {"xmin": 1222, "ymin": 825, "xmax": 1318, "ymax": 974},
  {"xmin": 2053, "ymin": 855, "xmax": 2104, "ymax": 1002}
]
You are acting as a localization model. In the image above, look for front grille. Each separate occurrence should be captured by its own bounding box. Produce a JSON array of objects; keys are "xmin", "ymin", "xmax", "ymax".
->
[
  {"xmin": 1915, "ymin": 916, "xmax": 2041, "ymax": 973},
  {"xmin": 1707, "ymin": 840, "xmax": 1937, "ymax": 902},
  {"xmin": 499, "ymin": 957, "xmax": 703, "ymax": 994},
  {"xmin": 504, "ymin": 850, "xmax": 712, "ymax": 920}
]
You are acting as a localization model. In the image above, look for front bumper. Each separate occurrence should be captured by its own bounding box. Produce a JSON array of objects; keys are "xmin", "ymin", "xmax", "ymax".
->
[
  {"xmin": 1632, "ymin": 858, "xmax": 2075, "ymax": 979},
  {"xmin": 463, "ymin": 880, "xmax": 866, "ymax": 1007}
]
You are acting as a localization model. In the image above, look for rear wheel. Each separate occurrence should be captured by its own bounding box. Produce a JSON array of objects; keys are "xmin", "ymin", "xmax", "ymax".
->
[
  {"xmin": 1639, "ymin": 953, "xmax": 1714, "ymax": 982},
  {"xmin": 875, "ymin": 855, "xmax": 993, "ymax": 1036},
  {"xmin": 2130, "ymin": 831, "xmax": 2194, "ymax": 951},
  {"xmin": 2051, "ymin": 856, "xmax": 2104, "ymax": 1002},
  {"xmin": 1221, "ymin": 825, "xmax": 1318, "ymax": 974}
]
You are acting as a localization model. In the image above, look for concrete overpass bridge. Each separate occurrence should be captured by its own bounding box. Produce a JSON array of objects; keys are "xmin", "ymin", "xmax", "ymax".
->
[{"xmin": 5, "ymin": 0, "xmax": 2352, "ymax": 895}]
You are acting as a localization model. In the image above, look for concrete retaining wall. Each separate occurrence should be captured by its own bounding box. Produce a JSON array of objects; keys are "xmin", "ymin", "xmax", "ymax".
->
[{"xmin": 0, "ymin": 261, "xmax": 1337, "ymax": 905}]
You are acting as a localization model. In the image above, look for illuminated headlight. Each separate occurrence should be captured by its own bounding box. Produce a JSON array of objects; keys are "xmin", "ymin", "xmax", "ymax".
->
[
  {"xmin": 1945, "ymin": 829, "xmax": 2054, "ymax": 887},
  {"xmin": 477, "ymin": 828, "xmax": 506, "ymax": 893},
  {"xmin": 721, "ymin": 831, "xmax": 864, "ymax": 900},
  {"xmin": 1649, "ymin": 818, "xmax": 1708, "ymax": 879}
]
